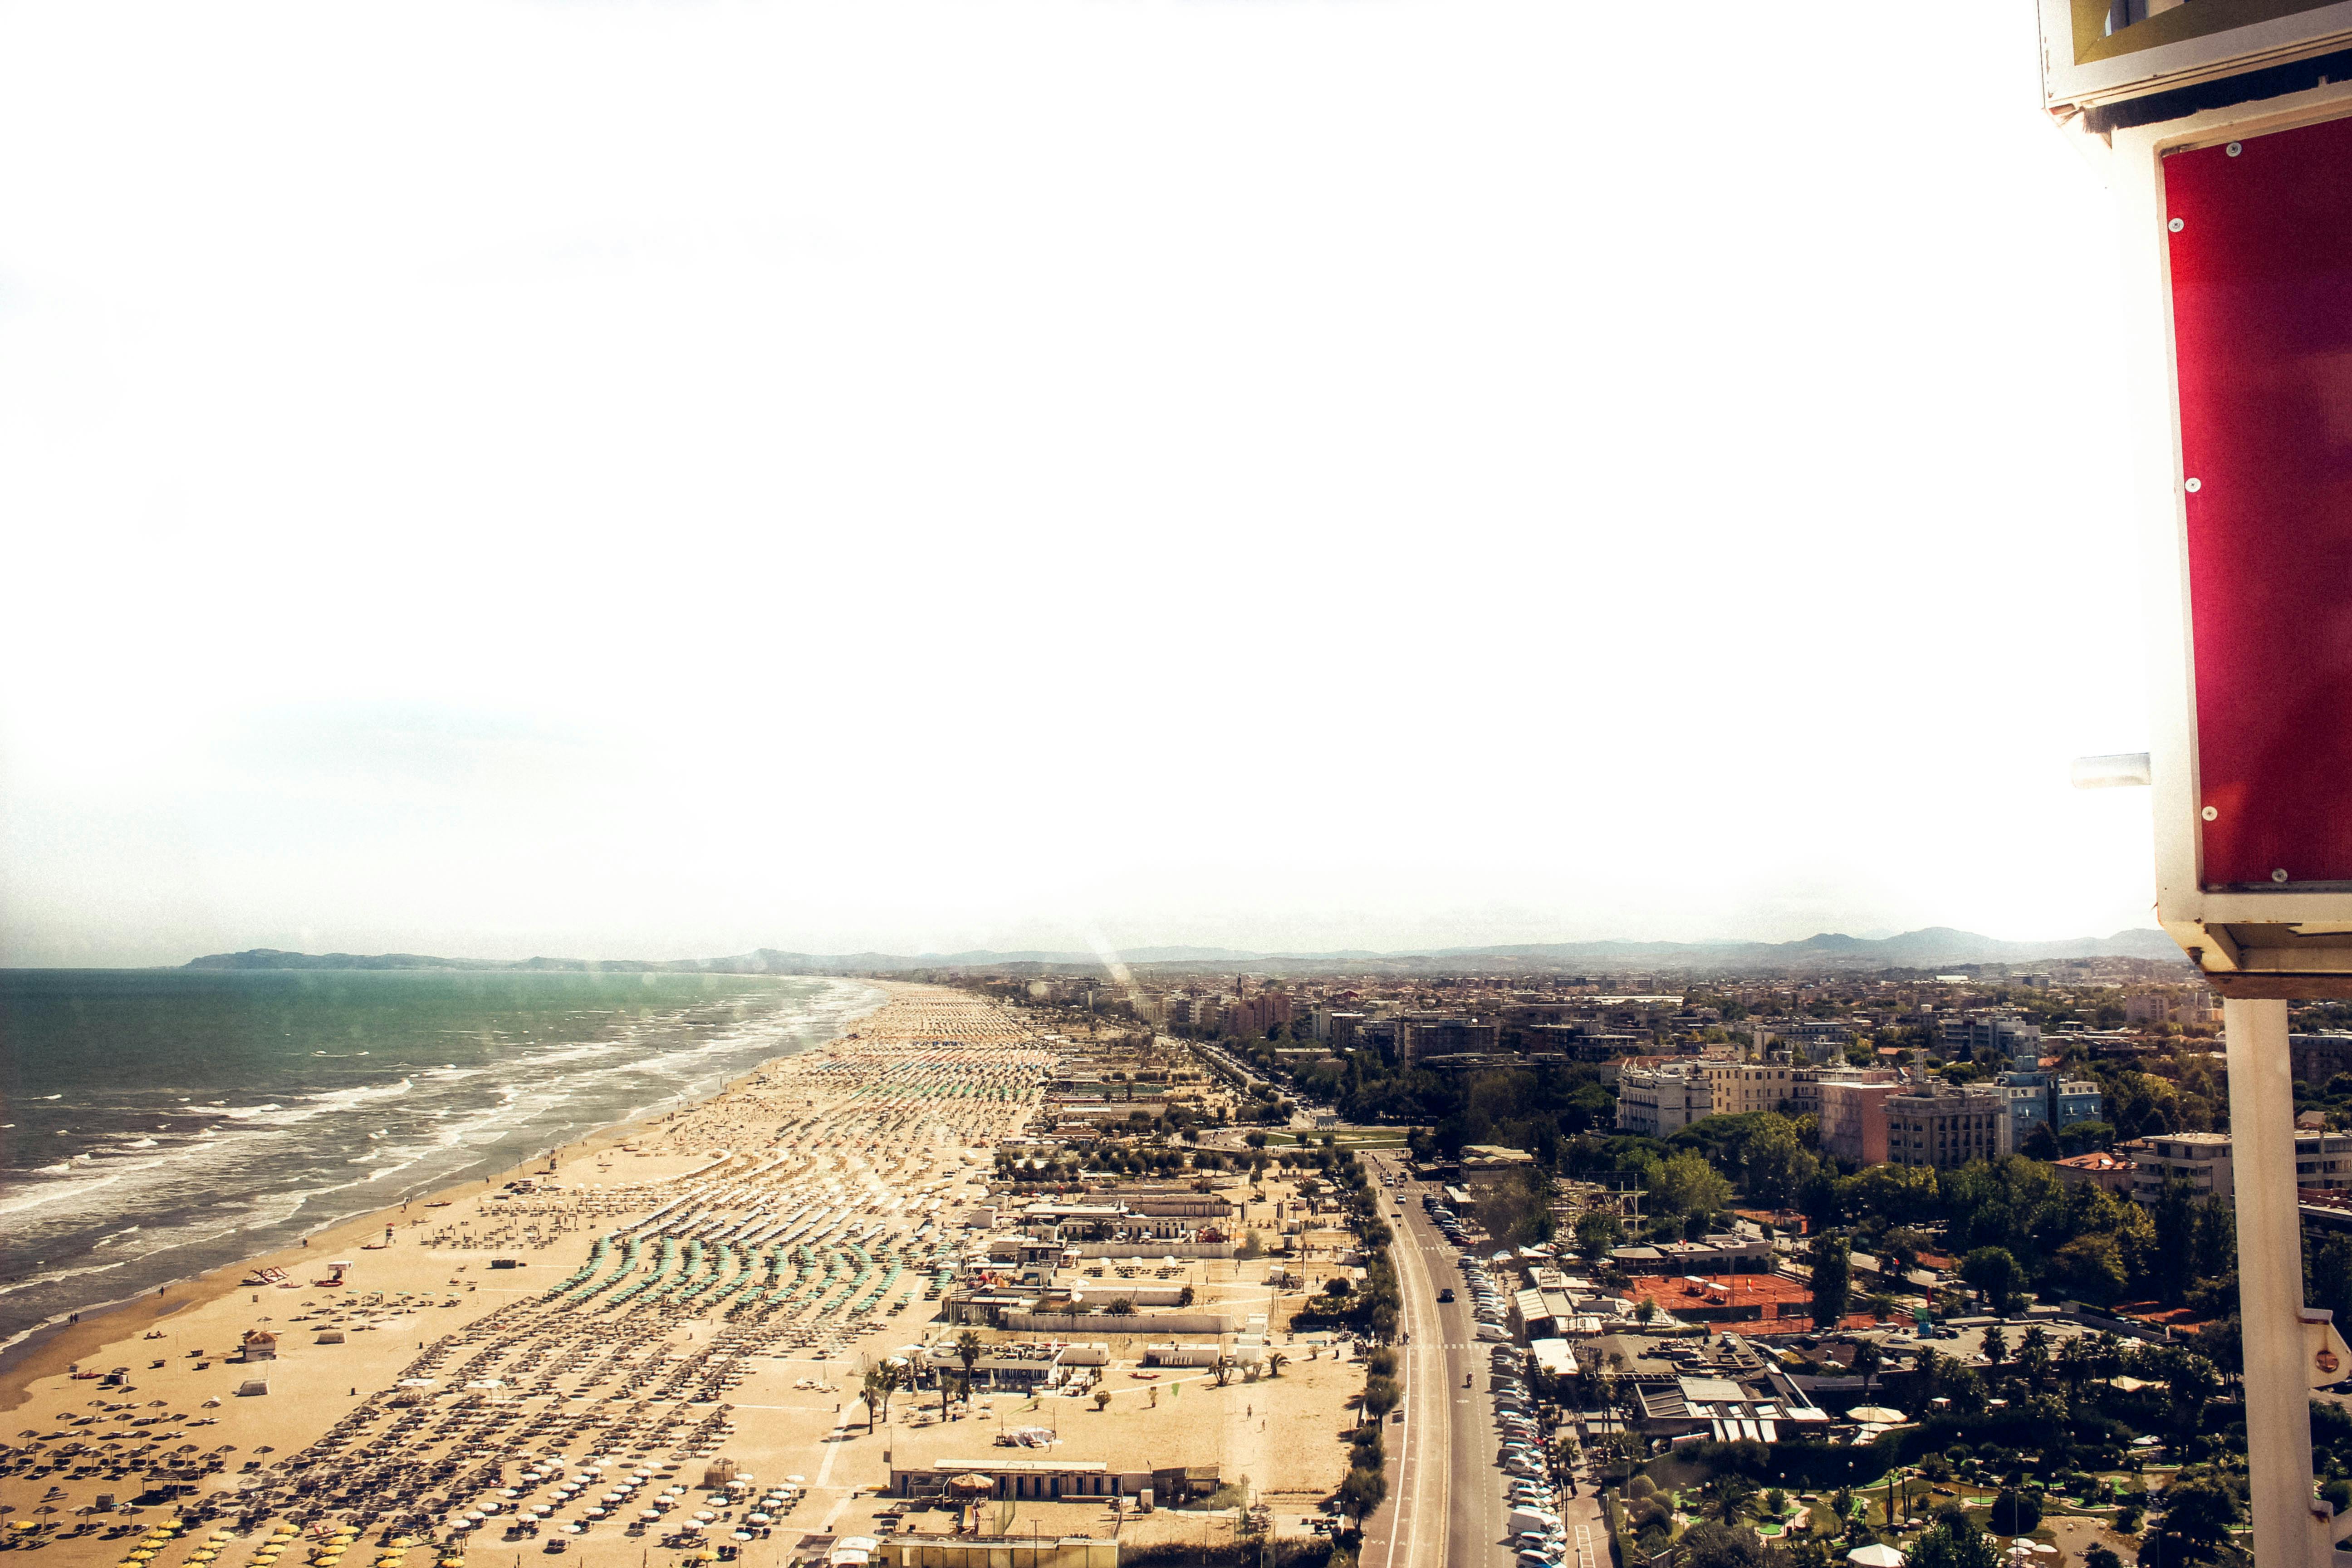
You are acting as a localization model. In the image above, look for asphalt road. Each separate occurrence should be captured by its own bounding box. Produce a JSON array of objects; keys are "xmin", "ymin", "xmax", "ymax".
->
[{"xmin": 1360, "ymin": 1154, "xmax": 1514, "ymax": 1568}]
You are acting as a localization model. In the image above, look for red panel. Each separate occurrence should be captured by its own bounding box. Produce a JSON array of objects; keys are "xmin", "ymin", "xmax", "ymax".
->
[{"xmin": 2166, "ymin": 116, "xmax": 2352, "ymax": 889}]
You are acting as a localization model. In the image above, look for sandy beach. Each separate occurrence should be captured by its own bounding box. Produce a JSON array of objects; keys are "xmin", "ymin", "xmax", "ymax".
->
[{"xmin": 0, "ymin": 983, "xmax": 1359, "ymax": 1568}]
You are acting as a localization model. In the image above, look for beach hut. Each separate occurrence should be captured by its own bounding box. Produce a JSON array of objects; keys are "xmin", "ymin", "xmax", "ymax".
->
[
  {"xmin": 240, "ymin": 1331, "xmax": 278, "ymax": 1363},
  {"xmin": 236, "ymin": 1380, "xmax": 270, "ymax": 1398}
]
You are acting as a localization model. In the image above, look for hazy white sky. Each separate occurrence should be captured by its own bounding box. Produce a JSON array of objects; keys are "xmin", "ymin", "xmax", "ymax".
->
[{"xmin": 0, "ymin": 1, "xmax": 2166, "ymax": 967}]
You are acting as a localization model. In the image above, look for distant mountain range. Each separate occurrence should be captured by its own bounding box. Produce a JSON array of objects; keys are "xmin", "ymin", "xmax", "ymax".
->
[{"xmin": 183, "ymin": 926, "xmax": 2186, "ymax": 977}]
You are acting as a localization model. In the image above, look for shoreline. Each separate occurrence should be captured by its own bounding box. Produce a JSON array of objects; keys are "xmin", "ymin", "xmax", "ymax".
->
[{"xmin": 0, "ymin": 979, "xmax": 892, "ymax": 1415}]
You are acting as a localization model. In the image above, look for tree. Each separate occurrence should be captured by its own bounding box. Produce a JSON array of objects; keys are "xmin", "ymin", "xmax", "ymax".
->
[
  {"xmin": 1744, "ymin": 1117, "xmax": 1818, "ymax": 1209},
  {"xmin": 1990, "ymin": 1489, "xmax": 2041, "ymax": 1536},
  {"xmin": 1634, "ymin": 1298, "xmax": 1657, "ymax": 1328},
  {"xmin": 1677, "ymin": 1521, "xmax": 1767, "ymax": 1568},
  {"xmin": 1265, "ymin": 1352, "xmax": 1287, "ymax": 1377},
  {"xmin": 1960, "ymin": 1246, "xmax": 2026, "ymax": 1314},
  {"xmin": 1907, "ymin": 1512, "xmax": 2001, "ymax": 1568},
  {"xmin": 1851, "ymin": 1340, "xmax": 1882, "ymax": 1397},
  {"xmin": 1574, "ymin": 1209, "xmax": 1626, "ymax": 1261},
  {"xmin": 2052, "ymin": 1233, "xmax": 2129, "ymax": 1305},
  {"xmin": 2159, "ymin": 1349, "xmax": 2222, "ymax": 1430},
  {"xmin": 1093, "ymin": 1389, "xmax": 1111, "ymax": 1411},
  {"xmin": 1982, "ymin": 1324, "xmax": 2009, "ymax": 1369},
  {"xmin": 2146, "ymin": 1474, "xmax": 2238, "ymax": 1563},
  {"xmin": 1654, "ymin": 1150, "xmax": 1733, "ymax": 1220},
  {"xmin": 1107, "ymin": 1298, "xmax": 1134, "ymax": 1317},
  {"xmin": 1361, "ymin": 1375, "xmax": 1400, "ymax": 1426},
  {"xmin": 860, "ymin": 1362, "xmax": 900, "ymax": 1434},
  {"xmin": 2082, "ymin": 1545, "xmax": 2123, "ymax": 1568},
  {"xmin": 1701, "ymin": 1472, "xmax": 1758, "ymax": 1525},
  {"xmin": 1336, "ymin": 1465, "xmax": 1387, "ymax": 1526},
  {"xmin": 1810, "ymin": 1234, "xmax": 1852, "ymax": 1328}
]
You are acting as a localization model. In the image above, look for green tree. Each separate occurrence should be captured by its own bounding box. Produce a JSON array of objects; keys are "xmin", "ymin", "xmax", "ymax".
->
[
  {"xmin": 1573, "ymin": 1209, "xmax": 1626, "ymax": 1260},
  {"xmin": 1743, "ymin": 1117, "xmax": 1818, "ymax": 1209},
  {"xmin": 1654, "ymin": 1150, "xmax": 1733, "ymax": 1220},
  {"xmin": 1982, "ymin": 1324, "xmax": 2009, "ymax": 1368},
  {"xmin": 1336, "ymin": 1465, "xmax": 1387, "ymax": 1526},
  {"xmin": 1810, "ymin": 1233, "xmax": 1852, "ymax": 1328},
  {"xmin": 2146, "ymin": 1474, "xmax": 2238, "ymax": 1563},
  {"xmin": 1850, "ymin": 1339, "xmax": 1882, "ymax": 1397},
  {"xmin": 2313, "ymin": 1233, "xmax": 2352, "ymax": 1329},
  {"xmin": 1907, "ymin": 1512, "xmax": 2001, "ymax": 1568},
  {"xmin": 1960, "ymin": 1246, "xmax": 2026, "ymax": 1314},
  {"xmin": 1989, "ymin": 1488, "xmax": 2041, "ymax": 1535},
  {"xmin": 1701, "ymin": 1471, "xmax": 1758, "ymax": 1525},
  {"xmin": 1361, "ymin": 1375, "xmax": 1400, "ymax": 1426}
]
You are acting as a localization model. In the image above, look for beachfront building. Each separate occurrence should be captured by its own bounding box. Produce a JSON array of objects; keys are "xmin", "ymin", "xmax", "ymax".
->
[
  {"xmin": 887, "ymin": 1457, "xmax": 1220, "ymax": 1505},
  {"xmin": 240, "ymin": 1329, "xmax": 278, "ymax": 1362}
]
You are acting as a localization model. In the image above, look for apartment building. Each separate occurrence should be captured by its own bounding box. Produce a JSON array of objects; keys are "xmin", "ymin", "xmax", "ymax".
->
[
  {"xmin": 1229, "ymin": 990, "xmax": 1293, "ymax": 1040},
  {"xmin": 1703, "ymin": 1062, "xmax": 1804, "ymax": 1118},
  {"xmin": 1398, "ymin": 1017, "xmax": 1500, "ymax": 1062},
  {"xmin": 2292, "ymin": 1032, "xmax": 2352, "ymax": 1086},
  {"xmin": 1616, "ymin": 1063, "xmax": 1713, "ymax": 1137},
  {"xmin": 2126, "ymin": 1128, "xmax": 2352, "ymax": 1205},
  {"xmin": 1938, "ymin": 1014, "xmax": 2044, "ymax": 1068},
  {"xmin": 1994, "ymin": 1071, "xmax": 2106, "ymax": 1139},
  {"xmin": 1886, "ymin": 1085, "xmax": 2015, "ymax": 1169},
  {"xmin": 1816, "ymin": 1080, "xmax": 1903, "ymax": 1166}
]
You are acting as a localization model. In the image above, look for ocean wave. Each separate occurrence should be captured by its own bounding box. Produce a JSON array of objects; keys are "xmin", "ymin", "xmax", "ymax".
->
[{"xmin": 0, "ymin": 1168, "xmax": 128, "ymax": 1216}]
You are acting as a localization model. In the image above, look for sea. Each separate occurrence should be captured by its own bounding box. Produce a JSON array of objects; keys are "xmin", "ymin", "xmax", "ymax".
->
[{"xmin": 0, "ymin": 967, "xmax": 882, "ymax": 1354}]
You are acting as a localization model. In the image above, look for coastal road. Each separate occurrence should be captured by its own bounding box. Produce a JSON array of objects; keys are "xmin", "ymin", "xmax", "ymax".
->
[{"xmin": 1361, "ymin": 1154, "xmax": 1513, "ymax": 1568}]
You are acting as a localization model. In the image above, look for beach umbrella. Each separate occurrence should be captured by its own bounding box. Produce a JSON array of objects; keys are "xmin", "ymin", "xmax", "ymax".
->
[
  {"xmin": 693, "ymin": 1512, "xmax": 715, "ymax": 1523},
  {"xmin": 1847, "ymin": 1406, "xmax": 1908, "ymax": 1426},
  {"xmin": 1846, "ymin": 1547, "xmax": 1906, "ymax": 1567}
]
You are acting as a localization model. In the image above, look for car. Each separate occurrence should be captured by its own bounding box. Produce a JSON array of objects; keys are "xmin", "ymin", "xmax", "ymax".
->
[{"xmin": 1437, "ymin": 1288, "xmax": 1455, "ymax": 1302}]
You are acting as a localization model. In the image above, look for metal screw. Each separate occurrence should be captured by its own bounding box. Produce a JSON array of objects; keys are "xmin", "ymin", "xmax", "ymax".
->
[
  {"xmin": 2226, "ymin": 142, "xmax": 2243, "ymax": 157},
  {"xmin": 2274, "ymin": 869, "xmax": 2291, "ymax": 883},
  {"xmin": 2185, "ymin": 477, "xmax": 2202, "ymax": 492},
  {"xmin": 2169, "ymin": 217, "xmax": 2185, "ymax": 232},
  {"xmin": 2201, "ymin": 806, "xmax": 2218, "ymax": 821}
]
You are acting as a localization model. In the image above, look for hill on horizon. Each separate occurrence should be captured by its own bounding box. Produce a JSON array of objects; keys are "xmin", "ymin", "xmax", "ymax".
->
[{"xmin": 176, "ymin": 925, "xmax": 2185, "ymax": 977}]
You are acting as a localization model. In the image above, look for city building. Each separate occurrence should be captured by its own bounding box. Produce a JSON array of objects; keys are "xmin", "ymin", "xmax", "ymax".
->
[
  {"xmin": 2293, "ymin": 1032, "xmax": 2352, "ymax": 1086},
  {"xmin": 1615, "ymin": 1062, "xmax": 1713, "ymax": 1136},
  {"xmin": 1228, "ymin": 990, "xmax": 1293, "ymax": 1040},
  {"xmin": 1994, "ymin": 1071, "xmax": 2105, "ymax": 1142},
  {"xmin": 2126, "ymin": 1128, "xmax": 2352, "ymax": 1206},
  {"xmin": 1938, "ymin": 1014, "xmax": 2044, "ymax": 1068},
  {"xmin": 1816, "ymin": 1080, "xmax": 1902, "ymax": 1166},
  {"xmin": 1397, "ymin": 1017, "xmax": 1500, "ymax": 1062},
  {"xmin": 1701, "ymin": 1062, "xmax": 1803, "ymax": 1118},
  {"xmin": 2052, "ymin": 1151, "xmax": 2137, "ymax": 1195},
  {"xmin": 1886, "ymin": 1085, "xmax": 2015, "ymax": 1169}
]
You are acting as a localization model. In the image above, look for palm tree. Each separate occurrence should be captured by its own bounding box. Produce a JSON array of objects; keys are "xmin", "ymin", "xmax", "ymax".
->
[
  {"xmin": 1982, "ymin": 1324, "xmax": 2009, "ymax": 1370},
  {"xmin": 1701, "ymin": 1473, "xmax": 1758, "ymax": 1526},
  {"xmin": 954, "ymin": 1329, "xmax": 985, "ymax": 1408},
  {"xmin": 1850, "ymin": 1341, "xmax": 1882, "ymax": 1399}
]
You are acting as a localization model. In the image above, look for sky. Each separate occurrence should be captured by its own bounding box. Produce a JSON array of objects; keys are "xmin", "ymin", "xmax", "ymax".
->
[{"xmin": 0, "ymin": 1, "xmax": 2169, "ymax": 968}]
